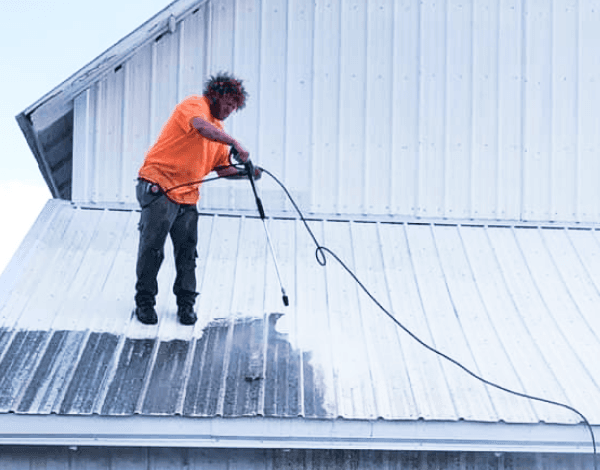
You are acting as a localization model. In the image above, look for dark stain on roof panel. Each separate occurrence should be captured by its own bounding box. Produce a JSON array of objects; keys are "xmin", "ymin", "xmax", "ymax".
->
[
  {"xmin": 142, "ymin": 339, "xmax": 190, "ymax": 415},
  {"xmin": 302, "ymin": 350, "xmax": 328, "ymax": 418},
  {"xmin": 18, "ymin": 330, "xmax": 86, "ymax": 413},
  {"xmin": 184, "ymin": 318, "xmax": 229, "ymax": 417},
  {"xmin": 223, "ymin": 316, "xmax": 265, "ymax": 417},
  {"xmin": 60, "ymin": 332, "xmax": 119, "ymax": 414},
  {"xmin": 0, "ymin": 312, "xmax": 327, "ymax": 419},
  {"xmin": 0, "ymin": 330, "xmax": 49, "ymax": 411},
  {"xmin": 0, "ymin": 328, "xmax": 11, "ymax": 358},
  {"xmin": 265, "ymin": 313, "xmax": 301, "ymax": 417},
  {"xmin": 102, "ymin": 338, "xmax": 156, "ymax": 415}
]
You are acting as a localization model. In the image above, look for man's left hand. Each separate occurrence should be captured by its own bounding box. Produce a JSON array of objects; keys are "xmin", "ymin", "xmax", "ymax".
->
[{"xmin": 250, "ymin": 167, "xmax": 262, "ymax": 180}]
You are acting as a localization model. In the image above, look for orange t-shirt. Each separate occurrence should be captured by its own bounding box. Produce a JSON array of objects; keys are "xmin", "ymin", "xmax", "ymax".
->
[{"xmin": 138, "ymin": 95, "xmax": 230, "ymax": 204}]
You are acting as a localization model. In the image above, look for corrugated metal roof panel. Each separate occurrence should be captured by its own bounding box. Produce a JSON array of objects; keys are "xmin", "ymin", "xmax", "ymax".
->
[
  {"xmin": 17, "ymin": 330, "xmax": 87, "ymax": 414},
  {"xmin": 60, "ymin": 331, "xmax": 120, "ymax": 415},
  {"xmin": 0, "ymin": 330, "xmax": 49, "ymax": 412},
  {"xmin": 102, "ymin": 337, "xmax": 155, "ymax": 415},
  {"xmin": 142, "ymin": 339, "xmax": 190, "ymax": 415},
  {"xmin": 2, "ymin": 199, "xmax": 600, "ymax": 428}
]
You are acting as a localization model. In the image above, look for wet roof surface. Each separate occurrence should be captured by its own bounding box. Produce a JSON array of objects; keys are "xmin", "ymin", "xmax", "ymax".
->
[
  {"xmin": 1, "ymin": 199, "xmax": 600, "ymax": 424},
  {"xmin": 1, "ymin": 314, "xmax": 313, "ymax": 418}
]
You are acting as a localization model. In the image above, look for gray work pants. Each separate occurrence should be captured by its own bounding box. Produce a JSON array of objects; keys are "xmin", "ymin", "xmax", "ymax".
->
[{"xmin": 134, "ymin": 180, "xmax": 199, "ymax": 308}]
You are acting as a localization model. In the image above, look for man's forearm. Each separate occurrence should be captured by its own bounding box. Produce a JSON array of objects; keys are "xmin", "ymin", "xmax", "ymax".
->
[
  {"xmin": 192, "ymin": 117, "xmax": 249, "ymax": 162},
  {"xmin": 214, "ymin": 165, "xmax": 240, "ymax": 177},
  {"xmin": 192, "ymin": 117, "xmax": 236, "ymax": 146}
]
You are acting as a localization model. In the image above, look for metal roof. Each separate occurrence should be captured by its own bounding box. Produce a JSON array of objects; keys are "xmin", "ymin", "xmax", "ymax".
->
[{"xmin": 2, "ymin": 199, "xmax": 600, "ymax": 446}]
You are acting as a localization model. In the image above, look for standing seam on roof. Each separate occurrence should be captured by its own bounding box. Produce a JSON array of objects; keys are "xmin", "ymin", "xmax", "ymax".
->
[
  {"xmin": 429, "ymin": 223, "xmax": 494, "ymax": 421},
  {"xmin": 402, "ymin": 222, "xmax": 456, "ymax": 420}
]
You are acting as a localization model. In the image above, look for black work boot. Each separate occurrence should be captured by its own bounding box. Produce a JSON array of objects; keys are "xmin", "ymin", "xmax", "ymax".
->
[
  {"xmin": 135, "ymin": 305, "xmax": 158, "ymax": 325},
  {"xmin": 177, "ymin": 304, "xmax": 197, "ymax": 325}
]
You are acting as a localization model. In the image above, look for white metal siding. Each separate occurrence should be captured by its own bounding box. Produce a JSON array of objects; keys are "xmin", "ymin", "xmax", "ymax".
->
[
  {"xmin": 0, "ymin": 447, "xmax": 595, "ymax": 470},
  {"xmin": 73, "ymin": 0, "xmax": 600, "ymax": 223}
]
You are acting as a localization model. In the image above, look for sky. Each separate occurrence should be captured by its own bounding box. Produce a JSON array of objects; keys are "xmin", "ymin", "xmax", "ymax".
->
[{"xmin": 0, "ymin": 0, "xmax": 172, "ymax": 273}]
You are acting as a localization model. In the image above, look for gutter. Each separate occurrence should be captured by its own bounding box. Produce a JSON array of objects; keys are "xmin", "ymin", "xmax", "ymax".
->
[{"xmin": 0, "ymin": 415, "xmax": 595, "ymax": 454}]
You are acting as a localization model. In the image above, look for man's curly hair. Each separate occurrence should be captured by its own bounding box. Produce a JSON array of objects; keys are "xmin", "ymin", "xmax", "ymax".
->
[{"xmin": 203, "ymin": 73, "xmax": 248, "ymax": 110}]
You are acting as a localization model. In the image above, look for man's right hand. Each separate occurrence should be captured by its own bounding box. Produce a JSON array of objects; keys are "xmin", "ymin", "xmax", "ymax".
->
[{"xmin": 216, "ymin": 164, "xmax": 262, "ymax": 180}]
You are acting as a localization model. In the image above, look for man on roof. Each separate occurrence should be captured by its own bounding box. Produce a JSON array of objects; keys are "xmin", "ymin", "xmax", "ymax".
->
[{"xmin": 134, "ymin": 73, "xmax": 260, "ymax": 326}]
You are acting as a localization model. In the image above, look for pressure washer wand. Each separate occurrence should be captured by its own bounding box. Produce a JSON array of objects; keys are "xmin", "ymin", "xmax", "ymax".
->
[{"xmin": 244, "ymin": 159, "xmax": 289, "ymax": 307}]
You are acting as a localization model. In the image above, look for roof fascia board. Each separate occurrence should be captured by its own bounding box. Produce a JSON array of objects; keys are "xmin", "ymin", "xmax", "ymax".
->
[
  {"xmin": 18, "ymin": 0, "xmax": 209, "ymax": 130},
  {"xmin": 0, "ymin": 415, "xmax": 594, "ymax": 454},
  {"xmin": 15, "ymin": 113, "xmax": 61, "ymax": 198}
]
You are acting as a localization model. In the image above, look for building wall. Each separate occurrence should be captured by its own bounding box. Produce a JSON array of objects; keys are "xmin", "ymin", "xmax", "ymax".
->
[
  {"xmin": 73, "ymin": 0, "xmax": 600, "ymax": 223},
  {"xmin": 0, "ymin": 446, "xmax": 595, "ymax": 469}
]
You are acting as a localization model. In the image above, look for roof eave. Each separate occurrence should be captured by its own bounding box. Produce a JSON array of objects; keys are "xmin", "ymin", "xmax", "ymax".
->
[{"xmin": 0, "ymin": 414, "xmax": 594, "ymax": 454}]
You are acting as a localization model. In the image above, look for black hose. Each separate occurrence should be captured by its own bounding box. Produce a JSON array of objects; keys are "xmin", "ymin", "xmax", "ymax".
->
[
  {"xmin": 259, "ymin": 166, "xmax": 598, "ymax": 468},
  {"xmin": 160, "ymin": 164, "xmax": 598, "ymax": 465}
]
